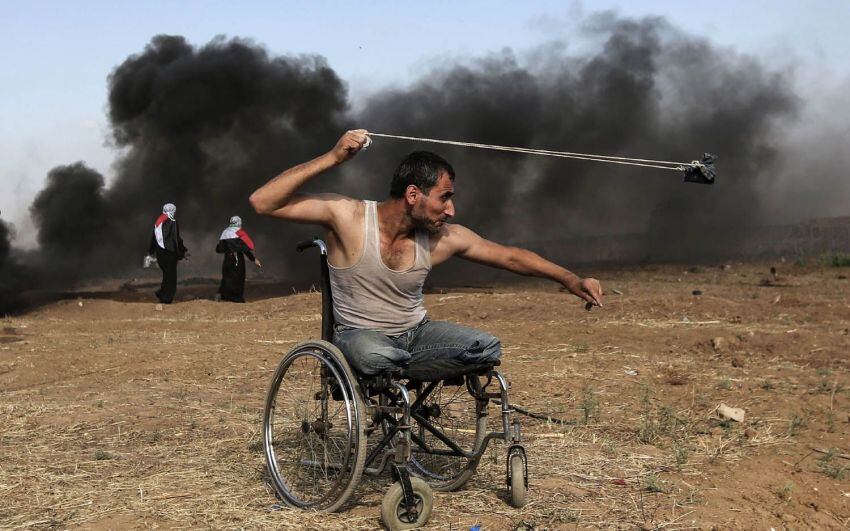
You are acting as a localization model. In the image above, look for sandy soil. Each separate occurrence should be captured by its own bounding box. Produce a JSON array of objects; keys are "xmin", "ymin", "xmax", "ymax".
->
[{"xmin": 1, "ymin": 262, "xmax": 848, "ymax": 530}]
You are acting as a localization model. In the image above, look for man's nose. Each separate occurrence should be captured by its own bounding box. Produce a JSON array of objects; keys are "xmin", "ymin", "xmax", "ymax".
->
[{"xmin": 445, "ymin": 200, "xmax": 455, "ymax": 218}]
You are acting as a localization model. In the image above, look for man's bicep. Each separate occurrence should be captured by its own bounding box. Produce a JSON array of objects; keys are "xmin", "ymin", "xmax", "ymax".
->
[
  {"xmin": 452, "ymin": 226, "xmax": 514, "ymax": 268},
  {"xmin": 263, "ymin": 193, "xmax": 349, "ymax": 226}
]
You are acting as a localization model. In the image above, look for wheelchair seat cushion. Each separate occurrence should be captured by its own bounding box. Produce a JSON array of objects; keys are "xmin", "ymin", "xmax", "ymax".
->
[{"xmin": 397, "ymin": 358, "xmax": 499, "ymax": 382}]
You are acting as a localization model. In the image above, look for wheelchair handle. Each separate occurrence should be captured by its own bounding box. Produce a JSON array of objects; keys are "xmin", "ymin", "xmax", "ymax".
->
[{"xmin": 296, "ymin": 237, "xmax": 328, "ymax": 256}]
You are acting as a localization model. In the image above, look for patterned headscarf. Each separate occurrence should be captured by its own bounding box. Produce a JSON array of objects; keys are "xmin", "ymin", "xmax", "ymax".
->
[
  {"xmin": 229, "ymin": 215, "xmax": 242, "ymax": 228},
  {"xmin": 162, "ymin": 203, "xmax": 177, "ymax": 221}
]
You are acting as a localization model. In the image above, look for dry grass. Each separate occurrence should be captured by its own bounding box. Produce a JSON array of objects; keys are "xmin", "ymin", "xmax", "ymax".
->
[
  {"xmin": 1, "ymin": 263, "xmax": 848, "ymax": 529},
  {"xmin": 0, "ymin": 354, "xmax": 793, "ymax": 530}
]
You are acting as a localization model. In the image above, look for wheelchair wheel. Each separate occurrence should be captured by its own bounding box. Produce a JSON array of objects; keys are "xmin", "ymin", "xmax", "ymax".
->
[
  {"xmin": 263, "ymin": 340, "xmax": 367, "ymax": 512},
  {"xmin": 508, "ymin": 452, "xmax": 527, "ymax": 508},
  {"xmin": 408, "ymin": 375, "xmax": 487, "ymax": 492},
  {"xmin": 380, "ymin": 477, "xmax": 433, "ymax": 530}
]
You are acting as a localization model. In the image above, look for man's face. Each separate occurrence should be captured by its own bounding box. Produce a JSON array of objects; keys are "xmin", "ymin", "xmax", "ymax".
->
[{"xmin": 411, "ymin": 171, "xmax": 455, "ymax": 234}]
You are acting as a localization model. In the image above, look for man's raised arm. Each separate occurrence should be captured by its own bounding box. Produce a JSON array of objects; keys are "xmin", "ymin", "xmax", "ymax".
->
[{"xmin": 249, "ymin": 130, "xmax": 370, "ymax": 225}]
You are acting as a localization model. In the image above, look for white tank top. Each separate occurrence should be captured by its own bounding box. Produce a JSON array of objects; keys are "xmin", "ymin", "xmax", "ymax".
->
[{"xmin": 328, "ymin": 201, "xmax": 431, "ymax": 335}]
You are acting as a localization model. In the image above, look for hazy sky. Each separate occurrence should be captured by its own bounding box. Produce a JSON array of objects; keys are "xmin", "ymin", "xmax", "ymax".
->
[{"xmin": 2, "ymin": 0, "xmax": 849, "ymax": 243}]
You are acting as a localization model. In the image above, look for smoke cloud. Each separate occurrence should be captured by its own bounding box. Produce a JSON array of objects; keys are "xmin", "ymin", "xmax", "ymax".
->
[
  {"xmin": 5, "ymin": 12, "xmax": 830, "ymax": 309},
  {"xmin": 30, "ymin": 163, "xmax": 110, "ymax": 280},
  {"xmin": 27, "ymin": 35, "xmax": 351, "ymax": 288},
  {"xmin": 0, "ymin": 219, "xmax": 31, "ymax": 314},
  {"xmin": 354, "ymin": 15, "xmax": 798, "ymax": 260}
]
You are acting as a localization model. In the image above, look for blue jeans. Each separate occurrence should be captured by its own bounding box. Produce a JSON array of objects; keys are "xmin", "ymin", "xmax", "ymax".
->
[{"xmin": 332, "ymin": 318, "xmax": 502, "ymax": 376}]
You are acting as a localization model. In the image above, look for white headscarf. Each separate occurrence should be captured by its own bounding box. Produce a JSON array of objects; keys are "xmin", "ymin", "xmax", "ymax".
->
[
  {"xmin": 162, "ymin": 203, "xmax": 177, "ymax": 221},
  {"xmin": 220, "ymin": 215, "xmax": 242, "ymax": 240}
]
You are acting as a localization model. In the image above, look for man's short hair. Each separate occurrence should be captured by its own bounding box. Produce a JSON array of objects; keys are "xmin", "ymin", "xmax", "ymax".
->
[{"xmin": 389, "ymin": 151, "xmax": 455, "ymax": 198}]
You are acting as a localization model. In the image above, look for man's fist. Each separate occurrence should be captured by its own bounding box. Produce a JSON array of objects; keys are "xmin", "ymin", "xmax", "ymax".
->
[
  {"xmin": 331, "ymin": 129, "xmax": 371, "ymax": 164},
  {"xmin": 579, "ymin": 278, "xmax": 603, "ymax": 309},
  {"xmin": 563, "ymin": 276, "xmax": 603, "ymax": 309}
]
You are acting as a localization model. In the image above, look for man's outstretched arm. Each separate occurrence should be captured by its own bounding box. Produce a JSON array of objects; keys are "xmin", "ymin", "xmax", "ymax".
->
[
  {"xmin": 439, "ymin": 224, "xmax": 603, "ymax": 307},
  {"xmin": 249, "ymin": 130, "xmax": 370, "ymax": 225}
]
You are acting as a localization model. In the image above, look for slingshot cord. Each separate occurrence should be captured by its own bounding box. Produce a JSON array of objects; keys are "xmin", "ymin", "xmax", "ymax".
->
[{"xmin": 367, "ymin": 132, "xmax": 703, "ymax": 172}]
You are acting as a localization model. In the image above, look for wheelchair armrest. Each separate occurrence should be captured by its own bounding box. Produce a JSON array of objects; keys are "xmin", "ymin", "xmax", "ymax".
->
[{"xmin": 296, "ymin": 237, "xmax": 327, "ymax": 255}]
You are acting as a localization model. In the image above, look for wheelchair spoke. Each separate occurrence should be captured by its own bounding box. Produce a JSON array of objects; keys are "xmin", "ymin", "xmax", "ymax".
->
[
  {"xmin": 403, "ymin": 377, "xmax": 486, "ymax": 489},
  {"xmin": 264, "ymin": 348, "xmax": 364, "ymax": 508}
]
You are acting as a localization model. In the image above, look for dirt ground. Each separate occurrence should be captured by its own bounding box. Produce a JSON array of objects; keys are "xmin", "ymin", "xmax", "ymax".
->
[{"xmin": 1, "ymin": 262, "xmax": 848, "ymax": 530}]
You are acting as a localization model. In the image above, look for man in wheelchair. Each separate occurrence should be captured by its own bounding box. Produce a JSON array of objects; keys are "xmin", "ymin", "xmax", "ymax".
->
[
  {"xmin": 250, "ymin": 129, "xmax": 603, "ymax": 527},
  {"xmin": 250, "ymin": 129, "xmax": 603, "ymax": 373}
]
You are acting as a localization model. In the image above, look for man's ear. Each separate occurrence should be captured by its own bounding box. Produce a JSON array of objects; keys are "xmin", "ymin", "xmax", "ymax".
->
[{"xmin": 404, "ymin": 184, "xmax": 421, "ymax": 206}]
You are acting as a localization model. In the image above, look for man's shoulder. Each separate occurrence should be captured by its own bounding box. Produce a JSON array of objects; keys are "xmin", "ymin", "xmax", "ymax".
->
[
  {"xmin": 430, "ymin": 223, "xmax": 475, "ymax": 254},
  {"xmin": 316, "ymin": 193, "xmax": 363, "ymax": 211},
  {"xmin": 322, "ymin": 196, "xmax": 366, "ymax": 248},
  {"xmin": 336, "ymin": 195, "xmax": 365, "ymax": 219},
  {"xmin": 300, "ymin": 193, "xmax": 363, "ymax": 225},
  {"xmin": 439, "ymin": 223, "xmax": 474, "ymax": 240}
]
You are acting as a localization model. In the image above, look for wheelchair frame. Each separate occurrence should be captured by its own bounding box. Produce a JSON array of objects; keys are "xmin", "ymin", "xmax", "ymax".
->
[{"xmin": 262, "ymin": 238, "xmax": 528, "ymax": 528}]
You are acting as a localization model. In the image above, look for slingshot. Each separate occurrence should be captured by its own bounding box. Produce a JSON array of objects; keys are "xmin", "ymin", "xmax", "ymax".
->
[{"xmin": 366, "ymin": 132, "xmax": 717, "ymax": 185}]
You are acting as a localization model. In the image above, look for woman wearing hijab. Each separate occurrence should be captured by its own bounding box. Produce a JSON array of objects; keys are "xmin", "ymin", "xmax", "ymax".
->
[
  {"xmin": 148, "ymin": 203, "xmax": 189, "ymax": 304},
  {"xmin": 216, "ymin": 215, "xmax": 261, "ymax": 302}
]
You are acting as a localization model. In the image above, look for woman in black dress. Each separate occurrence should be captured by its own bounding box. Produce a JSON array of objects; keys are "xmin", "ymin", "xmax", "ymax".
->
[{"xmin": 216, "ymin": 216, "xmax": 261, "ymax": 302}]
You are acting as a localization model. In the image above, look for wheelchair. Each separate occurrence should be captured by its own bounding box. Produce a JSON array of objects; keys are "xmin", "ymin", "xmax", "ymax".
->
[{"xmin": 262, "ymin": 238, "xmax": 528, "ymax": 529}]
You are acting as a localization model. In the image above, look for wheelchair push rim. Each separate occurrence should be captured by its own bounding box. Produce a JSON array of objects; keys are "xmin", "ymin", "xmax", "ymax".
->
[{"xmin": 263, "ymin": 341, "xmax": 366, "ymax": 511}]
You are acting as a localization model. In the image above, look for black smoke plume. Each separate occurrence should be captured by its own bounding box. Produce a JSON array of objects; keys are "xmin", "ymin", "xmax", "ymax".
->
[
  {"xmin": 354, "ymin": 15, "xmax": 798, "ymax": 261},
  {"xmin": 28, "ymin": 34, "xmax": 350, "ymax": 289},
  {"xmin": 9, "ymin": 13, "xmax": 806, "ymax": 309},
  {"xmin": 0, "ymin": 219, "xmax": 31, "ymax": 314},
  {"xmin": 30, "ymin": 163, "xmax": 110, "ymax": 280}
]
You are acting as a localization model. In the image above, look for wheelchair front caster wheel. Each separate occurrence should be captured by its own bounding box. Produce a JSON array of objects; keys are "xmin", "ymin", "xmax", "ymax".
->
[
  {"xmin": 508, "ymin": 453, "xmax": 527, "ymax": 508},
  {"xmin": 381, "ymin": 477, "xmax": 433, "ymax": 530}
]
